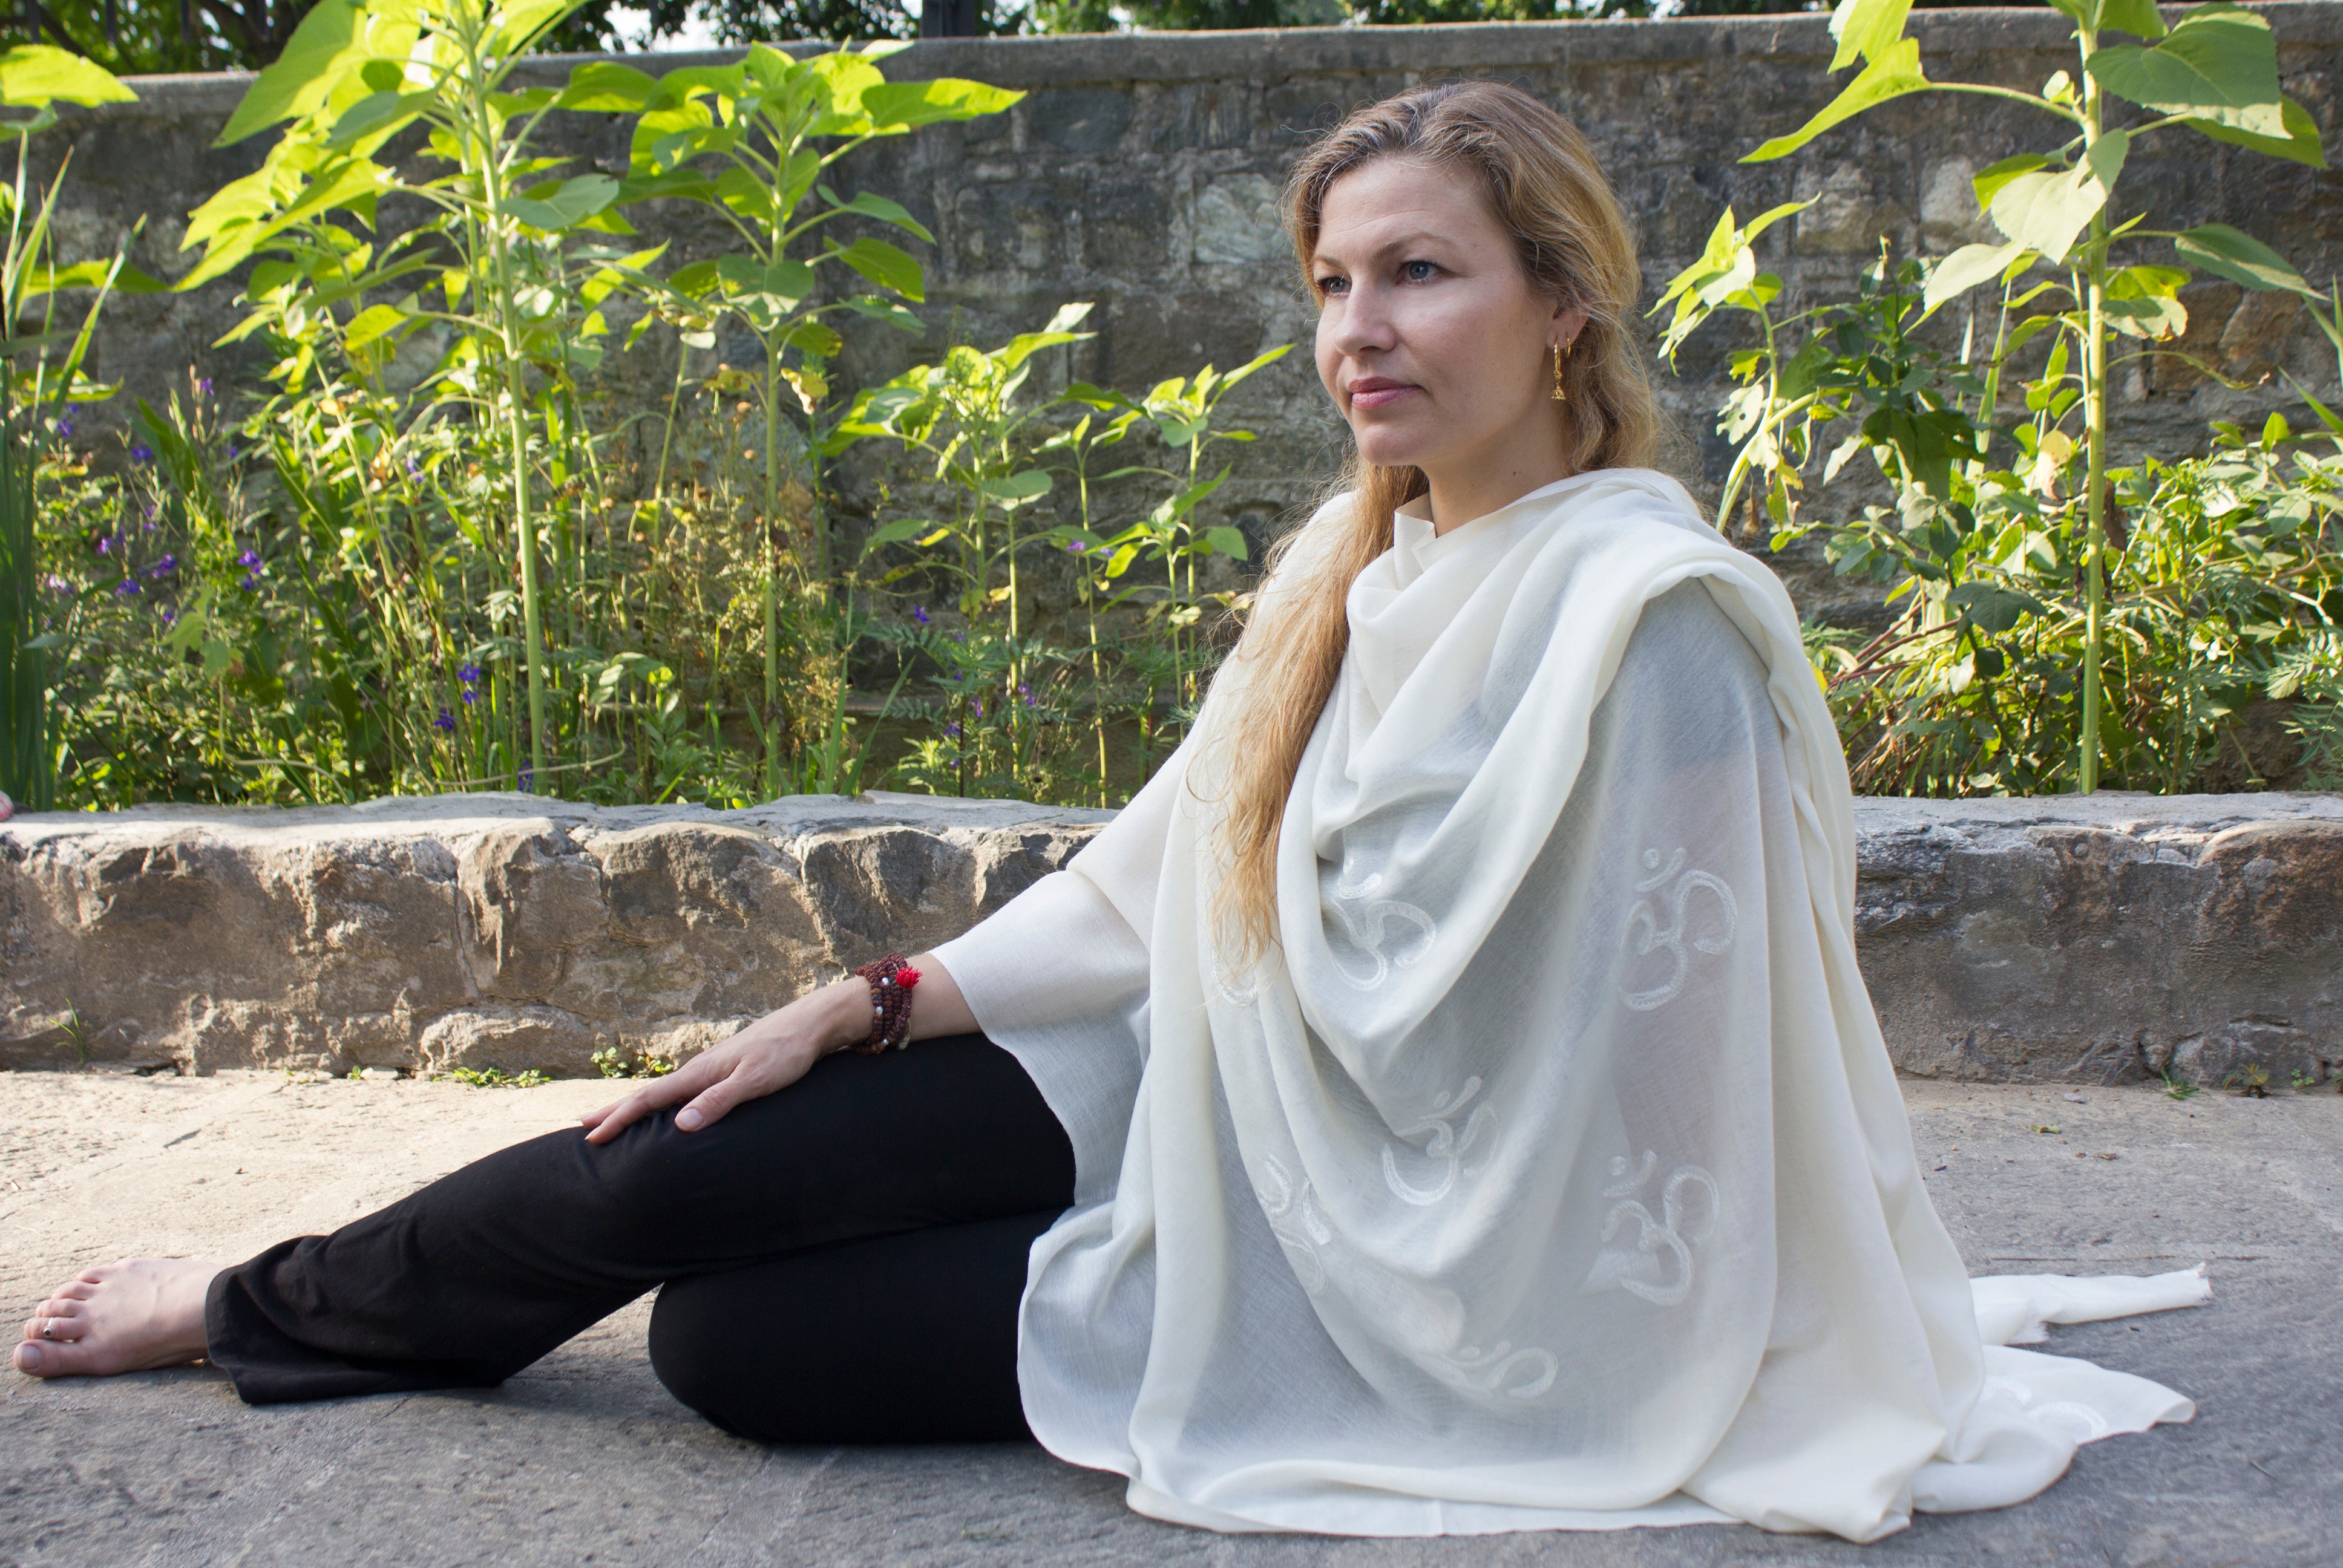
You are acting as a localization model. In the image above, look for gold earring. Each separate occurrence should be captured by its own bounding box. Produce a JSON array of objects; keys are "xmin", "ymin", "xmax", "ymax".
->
[{"xmin": 1550, "ymin": 341, "xmax": 1568, "ymax": 403}]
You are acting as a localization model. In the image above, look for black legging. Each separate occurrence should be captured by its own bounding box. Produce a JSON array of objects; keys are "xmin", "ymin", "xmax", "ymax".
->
[{"xmin": 203, "ymin": 1033, "xmax": 1076, "ymax": 1444}]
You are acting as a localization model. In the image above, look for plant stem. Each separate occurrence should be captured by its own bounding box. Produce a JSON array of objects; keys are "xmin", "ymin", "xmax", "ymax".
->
[
  {"xmin": 462, "ymin": 9, "xmax": 550, "ymax": 793},
  {"xmin": 2077, "ymin": 21, "xmax": 2108, "ymax": 794},
  {"xmin": 761, "ymin": 333, "xmax": 782, "ymax": 799}
]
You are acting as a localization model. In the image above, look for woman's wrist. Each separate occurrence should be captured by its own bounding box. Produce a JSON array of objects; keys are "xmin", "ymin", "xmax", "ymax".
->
[{"xmin": 808, "ymin": 977, "xmax": 877, "ymax": 1056}]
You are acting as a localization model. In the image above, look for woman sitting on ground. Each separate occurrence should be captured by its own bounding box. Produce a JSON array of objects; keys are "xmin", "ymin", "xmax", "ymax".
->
[{"xmin": 15, "ymin": 80, "xmax": 2207, "ymax": 1543}]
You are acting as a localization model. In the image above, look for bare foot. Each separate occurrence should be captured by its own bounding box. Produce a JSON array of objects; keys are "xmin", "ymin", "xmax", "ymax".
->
[{"xmin": 15, "ymin": 1258, "xmax": 222, "ymax": 1379}]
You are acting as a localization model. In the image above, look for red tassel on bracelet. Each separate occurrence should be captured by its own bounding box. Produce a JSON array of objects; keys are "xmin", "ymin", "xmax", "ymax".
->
[{"xmin": 849, "ymin": 952, "xmax": 922, "ymax": 1054}]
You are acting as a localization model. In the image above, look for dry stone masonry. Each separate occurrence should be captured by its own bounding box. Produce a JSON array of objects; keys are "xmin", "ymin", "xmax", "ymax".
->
[{"xmin": 4, "ymin": 791, "xmax": 2339, "ymax": 1088}]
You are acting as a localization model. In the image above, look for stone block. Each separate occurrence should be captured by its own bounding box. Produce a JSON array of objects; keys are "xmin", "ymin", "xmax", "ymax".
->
[{"xmin": 1853, "ymin": 794, "xmax": 2343, "ymax": 1088}]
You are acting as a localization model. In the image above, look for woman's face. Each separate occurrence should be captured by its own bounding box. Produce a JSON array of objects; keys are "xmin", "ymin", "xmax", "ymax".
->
[{"xmin": 1309, "ymin": 157, "xmax": 1585, "ymax": 508}]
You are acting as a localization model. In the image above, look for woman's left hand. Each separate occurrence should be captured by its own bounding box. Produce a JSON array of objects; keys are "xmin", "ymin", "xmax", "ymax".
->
[{"xmin": 578, "ymin": 979, "xmax": 867, "ymax": 1145}]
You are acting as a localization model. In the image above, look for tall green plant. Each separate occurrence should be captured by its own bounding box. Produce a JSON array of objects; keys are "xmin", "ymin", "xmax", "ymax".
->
[
  {"xmin": 1086, "ymin": 346, "xmax": 1287, "ymax": 733},
  {"xmin": 1729, "ymin": 0, "xmax": 2325, "ymax": 792},
  {"xmin": 182, "ymin": 0, "xmax": 670, "ymax": 792},
  {"xmin": 615, "ymin": 43, "xmax": 1019, "ymax": 794},
  {"xmin": 0, "ymin": 45, "xmax": 152, "ymax": 812}
]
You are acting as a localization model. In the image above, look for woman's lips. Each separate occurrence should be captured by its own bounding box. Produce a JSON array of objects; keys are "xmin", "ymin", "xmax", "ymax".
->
[{"xmin": 1348, "ymin": 379, "xmax": 1417, "ymax": 411}]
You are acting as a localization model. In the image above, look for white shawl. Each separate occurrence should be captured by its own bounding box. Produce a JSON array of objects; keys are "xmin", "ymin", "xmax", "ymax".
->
[{"xmin": 931, "ymin": 468, "xmax": 2206, "ymax": 1542}]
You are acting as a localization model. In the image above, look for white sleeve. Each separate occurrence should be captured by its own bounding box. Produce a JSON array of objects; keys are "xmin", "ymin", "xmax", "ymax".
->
[{"xmin": 928, "ymin": 734, "xmax": 1194, "ymax": 1199}]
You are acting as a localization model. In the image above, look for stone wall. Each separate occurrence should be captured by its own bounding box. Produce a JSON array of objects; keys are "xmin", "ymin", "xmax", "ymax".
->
[
  {"xmin": 35, "ymin": 5, "xmax": 2343, "ymax": 628},
  {"xmin": 4, "ymin": 791, "xmax": 2339, "ymax": 1088}
]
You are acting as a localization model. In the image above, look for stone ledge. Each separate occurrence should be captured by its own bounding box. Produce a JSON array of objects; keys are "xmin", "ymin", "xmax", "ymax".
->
[
  {"xmin": 3, "ymin": 790, "xmax": 2338, "ymax": 1086},
  {"xmin": 0, "ymin": 791, "xmax": 1110, "ymax": 1078}
]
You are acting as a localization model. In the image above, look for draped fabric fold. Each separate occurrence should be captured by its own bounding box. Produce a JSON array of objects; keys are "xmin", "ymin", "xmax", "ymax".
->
[{"xmin": 931, "ymin": 469, "xmax": 2206, "ymax": 1541}]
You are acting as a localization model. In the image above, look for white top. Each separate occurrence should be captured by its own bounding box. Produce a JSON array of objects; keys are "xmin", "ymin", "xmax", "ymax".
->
[{"xmin": 933, "ymin": 469, "xmax": 2205, "ymax": 1542}]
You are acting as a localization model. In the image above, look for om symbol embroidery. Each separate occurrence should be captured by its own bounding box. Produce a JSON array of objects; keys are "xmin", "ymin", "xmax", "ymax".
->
[
  {"xmin": 1581, "ymin": 1149, "xmax": 1720, "ymax": 1307},
  {"xmin": 1381, "ymin": 1076, "xmax": 1499, "ymax": 1206},
  {"xmin": 1437, "ymin": 1337, "xmax": 1559, "ymax": 1400},
  {"xmin": 1257, "ymin": 1155, "xmax": 1335, "ymax": 1294},
  {"xmin": 1619, "ymin": 847, "xmax": 1737, "ymax": 1012},
  {"xmin": 1325, "ymin": 865, "xmax": 1438, "ymax": 991}
]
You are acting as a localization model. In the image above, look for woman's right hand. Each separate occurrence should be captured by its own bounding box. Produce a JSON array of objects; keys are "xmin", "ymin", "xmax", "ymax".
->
[{"xmin": 578, "ymin": 978, "xmax": 869, "ymax": 1145}]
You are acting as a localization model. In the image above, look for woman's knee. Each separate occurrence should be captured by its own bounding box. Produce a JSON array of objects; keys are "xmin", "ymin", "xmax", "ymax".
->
[
  {"xmin": 647, "ymin": 1217, "xmax": 1049, "ymax": 1446},
  {"xmin": 646, "ymin": 1274, "xmax": 749, "ymax": 1435}
]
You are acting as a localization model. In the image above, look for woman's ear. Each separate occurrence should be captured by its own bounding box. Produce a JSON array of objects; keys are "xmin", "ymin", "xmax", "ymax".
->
[{"xmin": 1553, "ymin": 304, "xmax": 1590, "ymax": 352}]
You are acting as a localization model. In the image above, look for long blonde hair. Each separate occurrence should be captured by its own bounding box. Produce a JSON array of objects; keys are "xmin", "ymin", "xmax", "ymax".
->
[{"xmin": 1200, "ymin": 79, "xmax": 1669, "ymax": 972}]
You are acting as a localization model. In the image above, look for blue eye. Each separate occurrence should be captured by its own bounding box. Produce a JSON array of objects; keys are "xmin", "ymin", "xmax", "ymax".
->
[
  {"xmin": 1402, "ymin": 260, "xmax": 1438, "ymax": 283},
  {"xmin": 1315, "ymin": 275, "xmax": 1347, "ymax": 297}
]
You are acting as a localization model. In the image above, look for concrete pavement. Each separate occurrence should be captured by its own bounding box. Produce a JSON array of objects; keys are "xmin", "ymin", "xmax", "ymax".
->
[{"xmin": 2, "ymin": 1070, "xmax": 2335, "ymax": 1567}]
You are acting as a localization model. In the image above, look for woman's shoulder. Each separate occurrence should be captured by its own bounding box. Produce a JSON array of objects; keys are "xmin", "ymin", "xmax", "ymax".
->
[{"xmin": 1628, "ymin": 578, "xmax": 1763, "ymax": 664}]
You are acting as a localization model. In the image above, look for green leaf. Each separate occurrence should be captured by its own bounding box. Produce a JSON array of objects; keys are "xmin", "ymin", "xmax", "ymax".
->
[
  {"xmin": 2108, "ymin": 262, "xmax": 2188, "ymax": 299},
  {"xmin": 342, "ymin": 301, "xmax": 411, "ymax": 351},
  {"xmin": 767, "ymin": 259, "xmax": 816, "ymax": 299},
  {"xmin": 505, "ymin": 174, "xmax": 621, "ymax": 233},
  {"xmin": 1828, "ymin": 0, "xmax": 1912, "ymax": 73},
  {"xmin": 0, "ymin": 45, "xmax": 134, "ymax": 108},
  {"xmin": 28, "ymin": 259, "xmax": 165, "ymax": 295},
  {"xmin": 1204, "ymin": 526, "xmax": 1250, "ymax": 560},
  {"xmin": 1922, "ymin": 240, "xmax": 2034, "ymax": 316},
  {"xmin": 1745, "ymin": 39, "xmax": 1930, "ymax": 162},
  {"xmin": 2049, "ymin": 0, "xmax": 2167, "ymax": 39},
  {"xmin": 860, "ymin": 77, "xmax": 1023, "ymax": 131},
  {"xmin": 217, "ymin": 0, "xmax": 365, "ymax": 146},
  {"xmin": 862, "ymin": 517, "xmax": 929, "ymax": 552},
  {"xmin": 842, "ymin": 295, "xmax": 924, "ymax": 334},
  {"xmin": 830, "ymin": 235, "xmax": 923, "ymax": 301},
  {"xmin": 2103, "ymin": 292, "xmax": 2188, "ymax": 339},
  {"xmin": 491, "ymin": 0, "xmax": 587, "ymax": 56},
  {"xmin": 1972, "ymin": 153, "xmax": 2053, "ymax": 209},
  {"xmin": 557, "ymin": 62, "xmax": 656, "ymax": 113},
  {"xmin": 2086, "ymin": 4, "xmax": 2286, "ymax": 136},
  {"xmin": 816, "ymin": 186, "xmax": 936, "ymax": 244},
  {"xmin": 2174, "ymin": 222, "xmax": 2312, "ymax": 295},
  {"xmin": 2184, "ymin": 94, "xmax": 2328, "ymax": 169},
  {"xmin": 782, "ymin": 318, "xmax": 841, "ymax": 357},
  {"xmin": 1947, "ymin": 582, "xmax": 2048, "ymax": 633},
  {"xmin": 1987, "ymin": 141, "xmax": 2120, "ymax": 264},
  {"xmin": 979, "ymin": 469, "xmax": 1052, "ymax": 502},
  {"xmin": 2105, "ymin": 264, "xmax": 2191, "ymax": 338},
  {"xmin": 327, "ymin": 88, "xmax": 425, "ymax": 149}
]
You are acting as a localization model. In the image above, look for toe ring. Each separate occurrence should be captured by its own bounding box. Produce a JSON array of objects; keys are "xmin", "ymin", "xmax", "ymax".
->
[{"xmin": 39, "ymin": 1318, "xmax": 54, "ymax": 1341}]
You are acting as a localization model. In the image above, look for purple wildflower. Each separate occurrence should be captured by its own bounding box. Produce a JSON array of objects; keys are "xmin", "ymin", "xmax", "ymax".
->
[
  {"xmin": 406, "ymin": 454, "xmax": 421, "ymax": 478},
  {"xmin": 1066, "ymin": 540, "xmax": 1087, "ymax": 552},
  {"xmin": 945, "ymin": 722, "xmax": 961, "ymax": 737},
  {"xmin": 911, "ymin": 605, "xmax": 930, "ymax": 625},
  {"xmin": 159, "ymin": 606, "xmax": 177, "ymax": 626},
  {"xmin": 130, "ymin": 443, "xmax": 153, "ymax": 464},
  {"xmin": 237, "ymin": 550, "xmax": 260, "ymax": 569},
  {"xmin": 971, "ymin": 699, "xmax": 985, "ymax": 719},
  {"xmin": 517, "ymin": 762, "xmax": 535, "ymax": 793},
  {"xmin": 241, "ymin": 573, "xmax": 262, "ymax": 590},
  {"xmin": 114, "ymin": 579, "xmax": 140, "ymax": 596},
  {"xmin": 433, "ymin": 708, "xmax": 457, "ymax": 733},
  {"xmin": 197, "ymin": 378, "xmax": 214, "ymax": 396},
  {"xmin": 42, "ymin": 574, "xmax": 67, "ymax": 595},
  {"xmin": 460, "ymin": 690, "xmax": 476, "ymax": 705},
  {"xmin": 146, "ymin": 554, "xmax": 177, "ymax": 580},
  {"xmin": 458, "ymin": 664, "xmax": 482, "ymax": 685}
]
